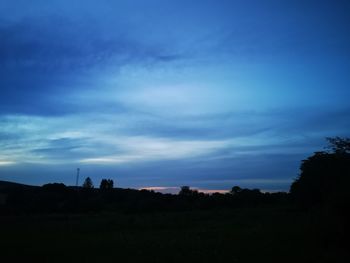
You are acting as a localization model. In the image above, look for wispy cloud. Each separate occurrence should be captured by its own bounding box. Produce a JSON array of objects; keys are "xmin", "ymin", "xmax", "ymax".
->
[
  {"xmin": 79, "ymin": 136, "xmax": 230, "ymax": 164},
  {"xmin": 0, "ymin": 160, "xmax": 15, "ymax": 166},
  {"xmin": 0, "ymin": 16, "xmax": 184, "ymax": 116}
]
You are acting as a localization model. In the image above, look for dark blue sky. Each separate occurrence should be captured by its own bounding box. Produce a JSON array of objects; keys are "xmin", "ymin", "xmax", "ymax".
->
[{"xmin": 0, "ymin": 0, "xmax": 349, "ymax": 192}]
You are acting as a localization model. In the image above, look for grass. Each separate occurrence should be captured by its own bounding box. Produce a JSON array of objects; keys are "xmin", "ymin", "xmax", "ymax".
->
[{"xmin": 0, "ymin": 205, "xmax": 347, "ymax": 263}]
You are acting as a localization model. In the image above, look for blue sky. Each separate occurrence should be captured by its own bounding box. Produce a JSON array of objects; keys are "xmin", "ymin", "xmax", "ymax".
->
[{"xmin": 0, "ymin": 0, "xmax": 349, "ymax": 192}]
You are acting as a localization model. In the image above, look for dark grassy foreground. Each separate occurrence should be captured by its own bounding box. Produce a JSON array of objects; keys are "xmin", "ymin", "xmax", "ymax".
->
[{"xmin": 0, "ymin": 205, "xmax": 348, "ymax": 263}]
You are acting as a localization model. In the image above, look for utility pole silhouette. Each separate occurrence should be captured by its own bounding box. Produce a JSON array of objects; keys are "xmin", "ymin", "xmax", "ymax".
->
[{"xmin": 76, "ymin": 168, "xmax": 80, "ymax": 188}]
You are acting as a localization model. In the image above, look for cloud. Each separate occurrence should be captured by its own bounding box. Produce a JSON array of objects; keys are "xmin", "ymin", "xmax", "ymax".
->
[
  {"xmin": 0, "ymin": 16, "xmax": 183, "ymax": 116},
  {"xmin": 1, "ymin": 106, "xmax": 348, "ymax": 168},
  {"xmin": 0, "ymin": 16, "xmax": 182, "ymax": 69},
  {"xmin": 79, "ymin": 136, "xmax": 230, "ymax": 165},
  {"xmin": 0, "ymin": 160, "xmax": 15, "ymax": 166},
  {"xmin": 30, "ymin": 138, "xmax": 88, "ymax": 161}
]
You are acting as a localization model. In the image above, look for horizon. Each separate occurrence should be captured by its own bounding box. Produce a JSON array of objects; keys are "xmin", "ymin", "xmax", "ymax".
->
[
  {"xmin": 0, "ymin": 178, "xmax": 282, "ymax": 195},
  {"xmin": 1, "ymin": 0, "xmax": 350, "ymax": 192}
]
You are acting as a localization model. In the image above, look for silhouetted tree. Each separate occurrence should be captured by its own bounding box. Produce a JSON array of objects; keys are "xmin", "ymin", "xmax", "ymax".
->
[
  {"xmin": 179, "ymin": 186, "xmax": 198, "ymax": 196},
  {"xmin": 82, "ymin": 177, "xmax": 94, "ymax": 189},
  {"xmin": 100, "ymin": 179, "xmax": 114, "ymax": 190},
  {"xmin": 325, "ymin": 136, "xmax": 350, "ymax": 154},
  {"xmin": 230, "ymin": 186, "xmax": 242, "ymax": 195},
  {"xmin": 290, "ymin": 137, "xmax": 350, "ymax": 209}
]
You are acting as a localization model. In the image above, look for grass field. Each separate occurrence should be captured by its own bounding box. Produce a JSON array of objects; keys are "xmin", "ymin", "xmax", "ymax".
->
[{"xmin": 0, "ymin": 206, "xmax": 347, "ymax": 263}]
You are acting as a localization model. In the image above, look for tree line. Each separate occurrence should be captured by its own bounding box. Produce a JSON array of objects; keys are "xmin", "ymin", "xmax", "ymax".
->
[{"xmin": 0, "ymin": 137, "xmax": 349, "ymax": 217}]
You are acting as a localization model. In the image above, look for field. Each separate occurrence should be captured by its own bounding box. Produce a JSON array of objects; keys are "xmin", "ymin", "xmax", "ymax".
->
[{"xmin": 0, "ymin": 206, "xmax": 347, "ymax": 263}]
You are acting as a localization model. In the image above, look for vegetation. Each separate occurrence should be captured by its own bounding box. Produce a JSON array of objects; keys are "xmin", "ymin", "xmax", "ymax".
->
[
  {"xmin": 99, "ymin": 178, "xmax": 114, "ymax": 190},
  {"xmin": 290, "ymin": 137, "xmax": 350, "ymax": 212},
  {"xmin": 0, "ymin": 137, "xmax": 349, "ymax": 262},
  {"xmin": 82, "ymin": 177, "xmax": 94, "ymax": 189}
]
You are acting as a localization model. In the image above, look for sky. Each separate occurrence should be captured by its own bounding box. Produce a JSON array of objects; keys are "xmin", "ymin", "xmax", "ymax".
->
[{"xmin": 0, "ymin": 0, "xmax": 349, "ymax": 193}]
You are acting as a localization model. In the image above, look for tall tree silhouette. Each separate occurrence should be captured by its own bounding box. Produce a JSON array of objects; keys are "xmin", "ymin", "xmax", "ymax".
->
[
  {"xmin": 290, "ymin": 137, "xmax": 350, "ymax": 209},
  {"xmin": 100, "ymin": 179, "xmax": 114, "ymax": 190},
  {"xmin": 325, "ymin": 136, "xmax": 350, "ymax": 154},
  {"xmin": 82, "ymin": 177, "xmax": 94, "ymax": 189}
]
